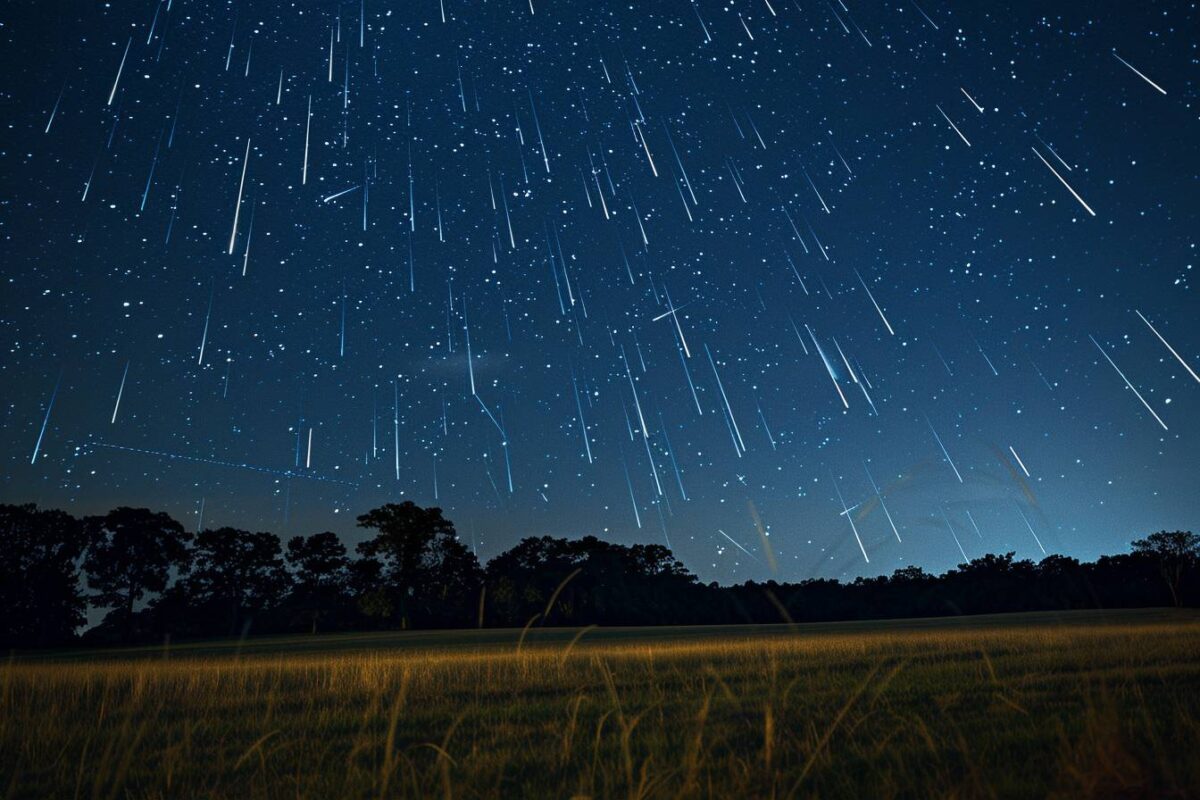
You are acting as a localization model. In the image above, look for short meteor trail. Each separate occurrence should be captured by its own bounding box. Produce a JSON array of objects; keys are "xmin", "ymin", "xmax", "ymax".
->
[
  {"xmin": 717, "ymin": 529, "xmax": 760, "ymax": 562},
  {"xmin": 864, "ymin": 462, "xmax": 901, "ymax": 543},
  {"xmin": 1111, "ymin": 51, "xmax": 1167, "ymax": 95},
  {"xmin": 940, "ymin": 508, "xmax": 968, "ymax": 562},
  {"xmin": 936, "ymin": 104, "xmax": 971, "ymax": 146},
  {"xmin": 927, "ymin": 417, "xmax": 964, "ymax": 483},
  {"xmin": 111, "ymin": 361, "xmax": 130, "ymax": 424},
  {"xmin": 960, "ymin": 87, "xmax": 983, "ymax": 112},
  {"xmin": 108, "ymin": 38, "xmax": 132, "ymax": 105},
  {"xmin": 322, "ymin": 185, "xmax": 360, "ymax": 203},
  {"xmin": 1032, "ymin": 146, "xmax": 1095, "ymax": 217},
  {"xmin": 31, "ymin": 374, "xmax": 62, "ymax": 464},
  {"xmin": 832, "ymin": 475, "xmax": 870, "ymax": 564},
  {"xmin": 1009, "ymin": 446, "xmax": 1030, "ymax": 477},
  {"xmin": 855, "ymin": 269, "xmax": 895, "ymax": 336},
  {"xmin": 1014, "ymin": 503, "xmax": 1047, "ymax": 555}
]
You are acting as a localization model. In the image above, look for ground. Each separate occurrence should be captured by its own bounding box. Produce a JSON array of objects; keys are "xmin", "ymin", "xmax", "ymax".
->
[{"xmin": 3, "ymin": 608, "xmax": 1199, "ymax": 798}]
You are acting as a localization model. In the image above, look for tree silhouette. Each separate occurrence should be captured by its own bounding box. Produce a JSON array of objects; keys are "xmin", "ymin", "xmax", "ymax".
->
[
  {"xmin": 285, "ymin": 532, "xmax": 350, "ymax": 633},
  {"xmin": 2, "ymin": 499, "xmax": 1198, "ymax": 650},
  {"xmin": 0, "ymin": 504, "xmax": 89, "ymax": 648},
  {"xmin": 355, "ymin": 502, "xmax": 480, "ymax": 628},
  {"xmin": 185, "ymin": 527, "xmax": 288, "ymax": 636},
  {"xmin": 1132, "ymin": 530, "xmax": 1200, "ymax": 607},
  {"xmin": 83, "ymin": 507, "xmax": 192, "ymax": 642}
]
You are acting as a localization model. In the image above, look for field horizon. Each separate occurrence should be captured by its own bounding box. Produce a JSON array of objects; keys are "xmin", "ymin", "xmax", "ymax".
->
[
  {"xmin": 5, "ymin": 608, "xmax": 1198, "ymax": 798},
  {"xmin": 12, "ymin": 606, "xmax": 1195, "ymax": 662}
]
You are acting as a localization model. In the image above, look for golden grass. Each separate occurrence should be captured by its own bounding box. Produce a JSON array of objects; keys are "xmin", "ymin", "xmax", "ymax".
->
[{"xmin": 3, "ymin": 611, "xmax": 1199, "ymax": 798}]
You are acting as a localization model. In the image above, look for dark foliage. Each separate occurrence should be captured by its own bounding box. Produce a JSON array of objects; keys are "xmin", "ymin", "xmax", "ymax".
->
[
  {"xmin": 0, "ymin": 501, "xmax": 1195, "ymax": 649},
  {"xmin": 0, "ymin": 504, "xmax": 89, "ymax": 648},
  {"xmin": 83, "ymin": 507, "xmax": 192, "ymax": 642}
]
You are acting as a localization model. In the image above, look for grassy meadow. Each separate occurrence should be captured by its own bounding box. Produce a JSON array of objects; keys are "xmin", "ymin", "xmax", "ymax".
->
[{"xmin": 3, "ymin": 609, "xmax": 1199, "ymax": 798}]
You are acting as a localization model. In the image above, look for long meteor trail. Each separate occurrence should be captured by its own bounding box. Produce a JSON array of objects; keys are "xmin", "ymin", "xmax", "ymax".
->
[
  {"xmin": 1136, "ymin": 310, "xmax": 1199, "ymax": 384},
  {"xmin": 1089, "ymin": 334, "xmax": 1168, "ymax": 431},
  {"xmin": 1111, "ymin": 51, "xmax": 1167, "ymax": 95},
  {"xmin": 1032, "ymin": 146, "xmax": 1095, "ymax": 217}
]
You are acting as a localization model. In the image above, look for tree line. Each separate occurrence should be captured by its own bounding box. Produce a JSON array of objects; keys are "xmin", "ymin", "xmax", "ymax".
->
[{"xmin": 2, "ymin": 501, "xmax": 1197, "ymax": 649}]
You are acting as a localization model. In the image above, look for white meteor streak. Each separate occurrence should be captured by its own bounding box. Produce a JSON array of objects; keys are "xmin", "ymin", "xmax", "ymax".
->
[
  {"xmin": 717, "ymin": 529, "xmax": 759, "ymax": 562},
  {"xmin": 111, "ymin": 361, "xmax": 129, "ymax": 424},
  {"xmin": 302, "ymin": 95, "xmax": 311, "ymax": 184},
  {"xmin": 1111, "ymin": 51, "xmax": 1167, "ymax": 95},
  {"xmin": 936, "ymin": 104, "xmax": 971, "ymax": 146},
  {"xmin": 806, "ymin": 325, "xmax": 849, "ymax": 409},
  {"xmin": 31, "ymin": 375, "xmax": 61, "ymax": 464},
  {"xmin": 855, "ymin": 269, "xmax": 895, "ymax": 336},
  {"xmin": 864, "ymin": 462, "xmax": 901, "ymax": 543},
  {"xmin": 322, "ymin": 185, "xmax": 360, "ymax": 203},
  {"xmin": 108, "ymin": 38, "xmax": 132, "ymax": 106},
  {"xmin": 940, "ymin": 508, "xmax": 968, "ymax": 562},
  {"xmin": 927, "ymin": 417, "xmax": 964, "ymax": 483},
  {"xmin": 227, "ymin": 138, "xmax": 251, "ymax": 254},
  {"xmin": 1009, "ymin": 445, "xmax": 1030, "ymax": 477},
  {"xmin": 1135, "ymin": 310, "xmax": 1200, "ymax": 384},
  {"xmin": 960, "ymin": 87, "xmax": 983, "ymax": 112},
  {"xmin": 1014, "ymin": 504, "xmax": 1047, "ymax": 555},
  {"xmin": 832, "ymin": 476, "xmax": 869, "ymax": 564},
  {"xmin": 1031, "ymin": 147, "xmax": 1095, "ymax": 217},
  {"xmin": 1089, "ymin": 335, "xmax": 1168, "ymax": 431}
]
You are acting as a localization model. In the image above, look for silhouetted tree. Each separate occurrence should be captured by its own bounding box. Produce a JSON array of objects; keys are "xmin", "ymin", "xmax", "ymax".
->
[
  {"xmin": 355, "ymin": 502, "xmax": 481, "ymax": 627},
  {"xmin": 1132, "ymin": 530, "xmax": 1200, "ymax": 607},
  {"xmin": 285, "ymin": 532, "xmax": 350, "ymax": 633},
  {"xmin": 3, "ymin": 498, "xmax": 1198, "ymax": 648},
  {"xmin": 83, "ymin": 507, "xmax": 192, "ymax": 641},
  {"xmin": 184, "ymin": 527, "xmax": 289, "ymax": 636},
  {"xmin": 0, "ymin": 504, "xmax": 88, "ymax": 648},
  {"xmin": 484, "ymin": 535, "xmax": 701, "ymax": 626}
]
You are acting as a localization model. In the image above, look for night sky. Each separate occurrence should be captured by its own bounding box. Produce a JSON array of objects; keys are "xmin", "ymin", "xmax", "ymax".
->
[{"xmin": 2, "ymin": 0, "xmax": 1197, "ymax": 584}]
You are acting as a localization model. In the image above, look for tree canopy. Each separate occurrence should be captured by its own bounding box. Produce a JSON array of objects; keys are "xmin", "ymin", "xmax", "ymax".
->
[{"xmin": 1, "ymin": 501, "xmax": 1196, "ymax": 650}]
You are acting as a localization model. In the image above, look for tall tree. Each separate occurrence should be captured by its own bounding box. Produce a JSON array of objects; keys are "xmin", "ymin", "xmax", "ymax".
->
[
  {"xmin": 0, "ymin": 504, "xmax": 89, "ymax": 648},
  {"xmin": 185, "ymin": 527, "xmax": 289, "ymax": 635},
  {"xmin": 83, "ymin": 507, "xmax": 192, "ymax": 641},
  {"xmin": 356, "ymin": 502, "xmax": 481, "ymax": 627},
  {"xmin": 285, "ymin": 532, "xmax": 350, "ymax": 633},
  {"xmin": 1131, "ymin": 530, "xmax": 1200, "ymax": 607}
]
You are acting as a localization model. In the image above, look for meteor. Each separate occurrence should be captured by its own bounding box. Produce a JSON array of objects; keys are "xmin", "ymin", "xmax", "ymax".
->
[
  {"xmin": 1135, "ymin": 310, "xmax": 1199, "ymax": 384},
  {"xmin": 1031, "ymin": 146, "xmax": 1095, "ymax": 217},
  {"xmin": 1111, "ymin": 51, "xmax": 1167, "ymax": 95},
  {"xmin": 1089, "ymin": 335, "xmax": 1168, "ymax": 431}
]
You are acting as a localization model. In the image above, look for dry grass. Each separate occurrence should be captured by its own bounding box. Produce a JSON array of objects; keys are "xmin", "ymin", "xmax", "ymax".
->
[{"xmin": 3, "ymin": 610, "xmax": 1199, "ymax": 798}]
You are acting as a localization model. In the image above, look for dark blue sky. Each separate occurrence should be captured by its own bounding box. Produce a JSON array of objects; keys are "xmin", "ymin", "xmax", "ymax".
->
[{"xmin": 2, "ymin": 0, "xmax": 1196, "ymax": 583}]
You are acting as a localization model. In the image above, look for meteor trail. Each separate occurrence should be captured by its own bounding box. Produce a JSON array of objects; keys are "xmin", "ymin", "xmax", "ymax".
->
[
  {"xmin": 1009, "ymin": 446, "xmax": 1031, "ymax": 477},
  {"xmin": 855, "ymin": 269, "xmax": 895, "ymax": 336},
  {"xmin": 717, "ymin": 529, "xmax": 759, "ymax": 562},
  {"xmin": 111, "ymin": 361, "xmax": 129, "ymax": 424},
  {"xmin": 107, "ymin": 38, "xmax": 132, "ymax": 106},
  {"xmin": 1111, "ymin": 51, "xmax": 1167, "ymax": 95},
  {"xmin": 1031, "ymin": 146, "xmax": 1095, "ymax": 217},
  {"xmin": 1135, "ymin": 310, "xmax": 1200, "ymax": 384},
  {"xmin": 832, "ymin": 475, "xmax": 869, "ymax": 564},
  {"xmin": 227, "ymin": 138, "xmax": 251, "ymax": 254},
  {"xmin": 960, "ymin": 87, "xmax": 983, "ymax": 112},
  {"xmin": 927, "ymin": 417, "xmax": 964, "ymax": 483},
  {"xmin": 322, "ymin": 185, "xmax": 360, "ymax": 203},
  {"xmin": 936, "ymin": 104, "xmax": 971, "ymax": 146},
  {"xmin": 31, "ymin": 374, "xmax": 61, "ymax": 464},
  {"xmin": 1089, "ymin": 335, "xmax": 1168, "ymax": 431}
]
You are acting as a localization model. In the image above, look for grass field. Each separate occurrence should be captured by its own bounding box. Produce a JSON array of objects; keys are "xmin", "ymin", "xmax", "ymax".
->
[{"xmin": 3, "ymin": 609, "xmax": 1199, "ymax": 798}]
